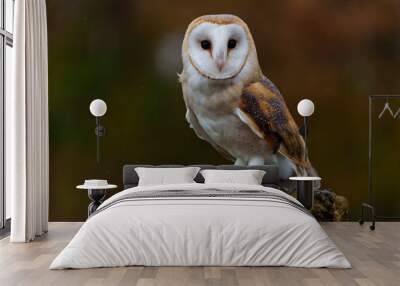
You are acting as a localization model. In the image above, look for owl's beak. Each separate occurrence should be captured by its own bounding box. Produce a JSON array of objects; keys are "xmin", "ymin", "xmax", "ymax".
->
[
  {"xmin": 214, "ymin": 47, "xmax": 227, "ymax": 71},
  {"xmin": 216, "ymin": 60, "xmax": 226, "ymax": 71}
]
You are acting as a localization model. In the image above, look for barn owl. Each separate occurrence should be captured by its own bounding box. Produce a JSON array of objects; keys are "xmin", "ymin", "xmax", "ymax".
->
[{"xmin": 179, "ymin": 14, "xmax": 314, "ymax": 178}]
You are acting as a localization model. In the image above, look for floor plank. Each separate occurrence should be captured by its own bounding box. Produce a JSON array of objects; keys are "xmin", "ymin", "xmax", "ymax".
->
[{"xmin": 0, "ymin": 222, "xmax": 399, "ymax": 286}]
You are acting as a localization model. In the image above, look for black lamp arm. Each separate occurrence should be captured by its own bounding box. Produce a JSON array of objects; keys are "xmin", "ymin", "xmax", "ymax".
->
[
  {"xmin": 95, "ymin": 117, "xmax": 106, "ymax": 163},
  {"xmin": 95, "ymin": 117, "xmax": 106, "ymax": 137},
  {"xmin": 303, "ymin": 116, "xmax": 309, "ymax": 161}
]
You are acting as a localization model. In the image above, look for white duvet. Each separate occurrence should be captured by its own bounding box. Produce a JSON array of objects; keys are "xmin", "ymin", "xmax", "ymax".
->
[{"xmin": 50, "ymin": 183, "xmax": 351, "ymax": 269}]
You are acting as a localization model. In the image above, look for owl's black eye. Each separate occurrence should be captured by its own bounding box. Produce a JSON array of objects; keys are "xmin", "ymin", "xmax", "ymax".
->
[
  {"xmin": 228, "ymin": 39, "xmax": 237, "ymax": 49},
  {"xmin": 201, "ymin": 40, "xmax": 211, "ymax": 50}
]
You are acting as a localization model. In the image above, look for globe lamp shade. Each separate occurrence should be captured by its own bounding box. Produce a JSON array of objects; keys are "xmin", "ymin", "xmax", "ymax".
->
[
  {"xmin": 297, "ymin": 99, "xmax": 315, "ymax": 117},
  {"xmin": 90, "ymin": 99, "xmax": 107, "ymax": 117}
]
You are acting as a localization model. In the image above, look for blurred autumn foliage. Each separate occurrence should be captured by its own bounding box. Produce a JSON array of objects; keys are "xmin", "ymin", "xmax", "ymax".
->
[{"xmin": 47, "ymin": 0, "xmax": 400, "ymax": 221}]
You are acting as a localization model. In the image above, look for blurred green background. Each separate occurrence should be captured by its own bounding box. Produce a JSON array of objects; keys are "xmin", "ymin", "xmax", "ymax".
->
[{"xmin": 47, "ymin": 0, "xmax": 400, "ymax": 221}]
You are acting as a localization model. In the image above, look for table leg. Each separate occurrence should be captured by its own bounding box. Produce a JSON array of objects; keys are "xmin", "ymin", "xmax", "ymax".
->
[
  {"xmin": 87, "ymin": 189, "xmax": 106, "ymax": 216},
  {"xmin": 297, "ymin": 181, "xmax": 313, "ymax": 210}
]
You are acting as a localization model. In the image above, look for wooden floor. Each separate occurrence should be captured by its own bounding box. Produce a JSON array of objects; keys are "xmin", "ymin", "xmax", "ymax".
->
[{"xmin": 0, "ymin": 222, "xmax": 399, "ymax": 286}]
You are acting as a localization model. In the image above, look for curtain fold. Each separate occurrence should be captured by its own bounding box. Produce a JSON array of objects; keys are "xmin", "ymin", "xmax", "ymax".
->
[{"xmin": 7, "ymin": 0, "xmax": 49, "ymax": 242}]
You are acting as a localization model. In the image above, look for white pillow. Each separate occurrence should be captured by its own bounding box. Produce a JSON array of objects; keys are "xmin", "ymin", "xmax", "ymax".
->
[
  {"xmin": 200, "ymin": 169, "xmax": 266, "ymax": 185},
  {"xmin": 135, "ymin": 167, "xmax": 200, "ymax": 186}
]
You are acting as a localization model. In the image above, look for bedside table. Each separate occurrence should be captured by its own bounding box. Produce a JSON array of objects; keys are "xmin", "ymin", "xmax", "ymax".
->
[
  {"xmin": 77, "ymin": 183, "xmax": 117, "ymax": 216},
  {"xmin": 289, "ymin": 177, "xmax": 321, "ymax": 210}
]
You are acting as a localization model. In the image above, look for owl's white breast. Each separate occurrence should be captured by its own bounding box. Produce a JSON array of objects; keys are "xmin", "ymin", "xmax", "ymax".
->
[{"xmin": 182, "ymin": 62, "xmax": 273, "ymax": 161}]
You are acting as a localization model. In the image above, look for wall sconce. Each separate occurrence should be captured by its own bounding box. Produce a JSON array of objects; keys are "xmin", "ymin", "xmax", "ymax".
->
[
  {"xmin": 89, "ymin": 99, "xmax": 107, "ymax": 163},
  {"xmin": 297, "ymin": 99, "xmax": 315, "ymax": 160}
]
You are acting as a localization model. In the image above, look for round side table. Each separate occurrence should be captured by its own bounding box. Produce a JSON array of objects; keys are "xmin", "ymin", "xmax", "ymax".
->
[
  {"xmin": 289, "ymin": 177, "xmax": 321, "ymax": 210},
  {"xmin": 76, "ymin": 184, "xmax": 117, "ymax": 217}
]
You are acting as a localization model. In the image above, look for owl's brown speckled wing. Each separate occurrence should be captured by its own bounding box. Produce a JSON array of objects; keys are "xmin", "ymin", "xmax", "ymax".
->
[{"xmin": 238, "ymin": 77, "xmax": 308, "ymax": 167}]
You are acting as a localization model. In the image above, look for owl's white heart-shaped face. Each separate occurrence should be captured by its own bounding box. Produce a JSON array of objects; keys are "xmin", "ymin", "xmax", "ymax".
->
[{"xmin": 187, "ymin": 22, "xmax": 250, "ymax": 80}]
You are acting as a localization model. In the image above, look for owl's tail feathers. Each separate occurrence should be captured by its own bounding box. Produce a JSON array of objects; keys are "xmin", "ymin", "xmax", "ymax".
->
[
  {"xmin": 297, "ymin": 161, "xmax": 321, "ymax": 190},
  {"xmin": 297, "ymin": 161, "xmax": 318, "ymax": 177},
  {"xmin": 276, "ymin": 153, "xmax": 296, "ymax": 179},
  {"xmin": 276, "ymin": 153, "xmax": 317, "ymax": 179}
]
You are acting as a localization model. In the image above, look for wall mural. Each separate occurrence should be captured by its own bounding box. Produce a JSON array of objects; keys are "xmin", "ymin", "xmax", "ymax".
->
[
  {"xmin": 47, "ymin": 1, "xmax": 400, "ymax": 221},
  {"xmin": 179, "ymin": 14, "xmax": 351, "ymax": 220}
]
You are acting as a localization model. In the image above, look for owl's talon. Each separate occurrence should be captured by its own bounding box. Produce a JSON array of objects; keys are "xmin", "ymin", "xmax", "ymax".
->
[
  {"xmin": 248, "ymin": 157, "xmax": 265, "ymax": 166},
  {"xmin": 234, "ymin": 158, "xmax": 246, "ymax": 166}
]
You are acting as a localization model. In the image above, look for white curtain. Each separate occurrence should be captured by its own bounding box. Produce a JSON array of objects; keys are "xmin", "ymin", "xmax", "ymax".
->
[{"xmin": 6, "ymin": 0, "xmax": 49, "ymax": 242}]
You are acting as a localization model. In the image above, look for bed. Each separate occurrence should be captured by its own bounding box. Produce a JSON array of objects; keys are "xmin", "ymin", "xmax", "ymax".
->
[{"xmin": 50, "ymin": 165, "xmax": 350, "ymax": 269}]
